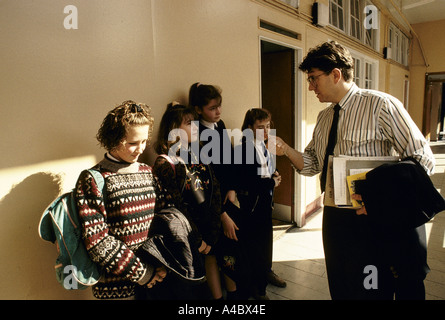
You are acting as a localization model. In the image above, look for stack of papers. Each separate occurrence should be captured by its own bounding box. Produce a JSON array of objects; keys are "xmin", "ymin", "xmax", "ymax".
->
[{"xmin": 324, "ymin": 155, "xmax": 399, "ymax": 208}]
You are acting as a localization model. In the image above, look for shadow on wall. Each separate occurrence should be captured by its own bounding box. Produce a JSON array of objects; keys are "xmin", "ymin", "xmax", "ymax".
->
[{"xmin": 0, "ymin": 172, "xmax": 93, "ymax": 299}]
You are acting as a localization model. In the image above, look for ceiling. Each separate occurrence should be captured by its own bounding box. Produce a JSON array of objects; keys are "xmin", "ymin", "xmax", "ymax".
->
[{"xmin": 385, "ymin": 0, "xmax": 445, "ymax": 25}]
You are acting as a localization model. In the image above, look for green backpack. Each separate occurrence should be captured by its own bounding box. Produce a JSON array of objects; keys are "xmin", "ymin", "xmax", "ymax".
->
[{"xmin": 38, "ymin": 169, "xmax": 104, "ymax": 290}]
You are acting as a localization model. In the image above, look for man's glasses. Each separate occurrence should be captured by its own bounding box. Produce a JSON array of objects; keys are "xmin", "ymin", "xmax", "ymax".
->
[{"xmin": 306, "ymin": 72, "xmax": 327, "ymax": 86}]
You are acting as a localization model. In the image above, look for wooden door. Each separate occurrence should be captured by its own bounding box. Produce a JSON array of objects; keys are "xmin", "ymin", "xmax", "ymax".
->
[
  {"xmin": 424, "ymin": 82, "xmax": 443, "ymax": 141},
  {"xmin": 261, "ymin": 46, "xmax": 295, "ymax": 222}
]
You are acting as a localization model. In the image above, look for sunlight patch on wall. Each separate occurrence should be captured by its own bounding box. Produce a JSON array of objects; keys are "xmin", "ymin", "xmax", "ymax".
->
[{"xmin": 0, "ymin": 155, "xmax": 97, "ymax": 201}]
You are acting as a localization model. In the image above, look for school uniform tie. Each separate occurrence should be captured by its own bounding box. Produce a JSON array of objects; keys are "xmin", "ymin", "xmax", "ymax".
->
[
  {"xmin": 262, "ymin": 142, "xmax": 273, "ymax": 177},
  {"xmin": 262, "ymin": 142, "xmax": 275, "ymax": 196},
  {"xmin": 320, "ymin": 104, "xmax": 341, "ymax": 193}
]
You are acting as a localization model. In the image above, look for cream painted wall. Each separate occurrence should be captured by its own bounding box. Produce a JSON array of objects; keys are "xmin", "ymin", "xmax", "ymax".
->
[
  {"xmin": 409, "ymin": 19, "xmax": 445, "ymax": 129},
  {"xmin": 0, "ymin": 0, "xmax": 157, "ymax": 299},
  {"xmin": 388, "ymin": 64, "xmax": 409, "ymax": 104},
  {"xmin": 149, "ymin": 0, "xmax": 261, "ymax": 135},
  {"xmin": 301, "ymin": 26, "xmax": 335, "ymax": 199}
]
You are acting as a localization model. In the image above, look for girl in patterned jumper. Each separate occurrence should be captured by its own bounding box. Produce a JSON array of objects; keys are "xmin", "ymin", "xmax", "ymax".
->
[{"xmin": 75, "ymin": 100, "xmax": 166, "ymax": 299}]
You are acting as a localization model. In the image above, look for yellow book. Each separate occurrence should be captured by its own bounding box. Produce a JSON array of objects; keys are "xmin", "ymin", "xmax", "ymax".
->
[{"xmin": 346, "ymin": 171, "xmax": 368, "ymax": 208}]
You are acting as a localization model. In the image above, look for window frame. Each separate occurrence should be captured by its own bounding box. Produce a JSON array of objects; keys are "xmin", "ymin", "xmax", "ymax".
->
[
  {"xmin": 350, "ymin": 0, "xmax": 362, "ymax": 40},
  {"xmin": 329, "ymin": 0, "xmax": 379, "ymax": 51},
  {"xmin": 388, "ymin": 22, "xmax": 409, "ymax": 66},
  {"xmin": 349, "ymin": 47, "xmax": 379, "ymax": 90},
  {"xmin": 279, "ymin": 0, "xmax": 299, "ymax": 8},
  {"xmin": 330, "ymin": 0, "xmax": 346, "ymax": 32}
]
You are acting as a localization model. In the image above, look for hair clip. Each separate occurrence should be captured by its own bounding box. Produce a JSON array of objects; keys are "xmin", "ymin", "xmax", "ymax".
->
[{"xmin": 131, "ymin": 103, "xmax": 143, "ymax": 113}]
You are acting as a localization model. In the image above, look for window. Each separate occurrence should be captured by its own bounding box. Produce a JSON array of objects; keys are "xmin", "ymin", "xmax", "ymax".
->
[
  {"xmin": 353, "ymin": 57, "xmax": 361, "ymax": 84},
  {"xmin": 350, "ymin": 48, "xmax": 378, "ymax": 90},
  {"xmin": 364, "ymin": 62, "xmax": 373, "ymax": 89},
  {"xmin": 363, "ymin": 1, "xmax": 377, "ymax": 49},
  {"xmin": 268, "ymin": 0, "xmax": 299, "ymax": 11},
  {"xmin": 279, "ymin": 0, "xmax": 299, "ymax": 8},
  {"xmin": 329, "ymin": 0, "xmax": 379, "ymax": 51},
  {"xmin": 401, "ymin": 35, "xmax": 408, "ymax": 66},
  {"xmin": 388, "ymin": 23, "xmax": 409, "ymax": 66},
  {"xmin": 350, "ymin": 0, "xmax": 361, "ymax": 40},
  {"xmin": 364, "ymin": 22, "xmax": 376, "ymax": 48},
  {"xmin": 330, "ymin": 0, "xmax": 345, "ymax": 31},
  {"xmin": 260, "ymin": 20, "xmax": 302, "ymax": 40},
  {"xmin": 394, "ymin": 28, "xmax": 400, "ymax": 62},
  {"xmin": 403, "ymin": 79, "xmax": 410, "ymax": 110}
]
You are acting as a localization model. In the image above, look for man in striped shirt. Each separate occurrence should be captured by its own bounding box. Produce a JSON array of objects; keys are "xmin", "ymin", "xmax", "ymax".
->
[{"xmin": 276, "ymin": 41, "xmax": 435, "ymax": 300}]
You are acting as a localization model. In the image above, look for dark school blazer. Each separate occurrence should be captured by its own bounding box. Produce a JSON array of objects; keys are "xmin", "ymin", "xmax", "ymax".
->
[
  {"xmin": 198, "ymin": 120, "xmax": 237, "ymax": 201},
  {"xmin": 233, "ymin": 139, "xmax": 276, "ymax": 215}
]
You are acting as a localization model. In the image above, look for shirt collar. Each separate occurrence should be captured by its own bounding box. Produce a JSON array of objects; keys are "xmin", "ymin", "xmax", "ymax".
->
[
  {"xmin": 336, "ymin": 82, "xmax": 359, "ymax": 110},
  {"xmin": 254, "ymin": 139, "xmax": 266, "ymax": 148},
  {"xmin": 100, "ymin": 153, "xmax": 140, "ymax": 173},
  {"xmin": 106, "ymin": 152, "xmax": 121, "ymax": 163},
  {"xmin": 200, "ymin": 119, "xmax": 216, "ymax": 130}
]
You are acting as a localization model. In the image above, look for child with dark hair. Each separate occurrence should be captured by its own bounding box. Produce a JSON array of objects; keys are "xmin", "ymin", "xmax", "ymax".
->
[
  {"xmin": 153, "ymin": 102, "xmax": 239, "ymax": 300},
  {"xmin": 189, "ymin": 83, "xmax": 241, "ymax": 299},
  {"xmin": 189, "ymin": 82, "xmax": 236, "ymax": 202},
  {"xmin": 153, "ymin": 102, "xmax": 220, "ymax": 250},
  {"xmin": 235, "ymin": 108, "xmax": 283, "ymax": 300}
]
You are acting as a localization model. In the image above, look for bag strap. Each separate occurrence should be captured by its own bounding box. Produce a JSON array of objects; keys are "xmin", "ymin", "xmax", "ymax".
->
[
  {"xmin": 87, "ymin": 169, "xmax": 106, "ymax": 196},
  {"xmin": 157, "ymin": 154, "xmax": 187, "ymax": 194},
  {"xmin": 158, "ymin": 154, "xmax": 176, "ymax": 173}
]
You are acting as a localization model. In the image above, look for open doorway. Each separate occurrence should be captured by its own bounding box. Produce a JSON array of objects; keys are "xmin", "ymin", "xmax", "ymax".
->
[
  {"xmin": 423, "ymin": 72, "xmax": 445, "ymax": 141},
  {"xmin": 260, "ymin": 39, "xmax": 300, "ymax": 225}
]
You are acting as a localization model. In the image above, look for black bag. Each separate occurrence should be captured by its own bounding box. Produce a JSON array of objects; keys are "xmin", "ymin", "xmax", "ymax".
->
[
  {"xmin": 355, "ymin": 158, "xmax": 445, "ymax": 228},
  {"xmin": 138, "ymin": 207, "xmax": 206, "ymax": 283}
]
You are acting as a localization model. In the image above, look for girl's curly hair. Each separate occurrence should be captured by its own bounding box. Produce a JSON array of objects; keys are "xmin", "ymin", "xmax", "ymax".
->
[{"xmin": 97, "ymin": 100, "xmax": 154, "ymax": 151}]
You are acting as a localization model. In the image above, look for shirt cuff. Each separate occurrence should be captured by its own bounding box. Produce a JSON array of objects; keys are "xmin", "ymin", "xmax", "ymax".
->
[{"xmin": 297, "ymin": 152, "xmax": 317, "ymax": 176}]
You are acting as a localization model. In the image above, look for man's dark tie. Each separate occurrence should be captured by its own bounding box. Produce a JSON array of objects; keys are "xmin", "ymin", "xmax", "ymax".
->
[{"xmin": 320, "ymin": 104, "xmax": 341, "ymax": 192}]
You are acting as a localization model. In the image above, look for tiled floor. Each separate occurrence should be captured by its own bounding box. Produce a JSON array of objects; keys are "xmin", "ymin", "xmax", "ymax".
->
[
  {"xmin": 269, "ymin": 210, "xmax": 330, "ymax": 300},
  {"xmin": 267, "ymin": 146, "xmax": 445, "ymax": 300}
]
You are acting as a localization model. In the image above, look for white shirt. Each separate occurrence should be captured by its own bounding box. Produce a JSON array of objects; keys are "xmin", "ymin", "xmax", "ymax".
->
[
  {"xmin": 254, "ymin": 139, "xmax": 273, "ymax": 178},
  {"xmin": 200, "ymin": 119, "xmax": 217, "ymax": 130},
  {"xmin": 299, "ymin": 83, "xmax": 435, "ymax": 177}
]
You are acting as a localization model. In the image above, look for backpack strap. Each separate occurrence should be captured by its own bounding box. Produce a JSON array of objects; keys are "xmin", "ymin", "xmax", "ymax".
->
[
  {"xmin": 157, "ymin": 154, "xmax": 176, "ymax": 173},
  {"xmin": 157, "ymin": 154, "xmax": 187, "ymax": 194},
  {"xmin": 87, "ymin": 169, "xmax": 106, "ymax": 196}
]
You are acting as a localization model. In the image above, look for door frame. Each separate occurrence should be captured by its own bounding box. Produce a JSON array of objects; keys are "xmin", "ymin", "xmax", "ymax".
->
[
  {"xmin": 259, "ymin": 36, "xmax": 305, "ymax": 227},
  {"xmin": 423, "ymin": 72, "xmax": 445, "ymax": 141}
]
